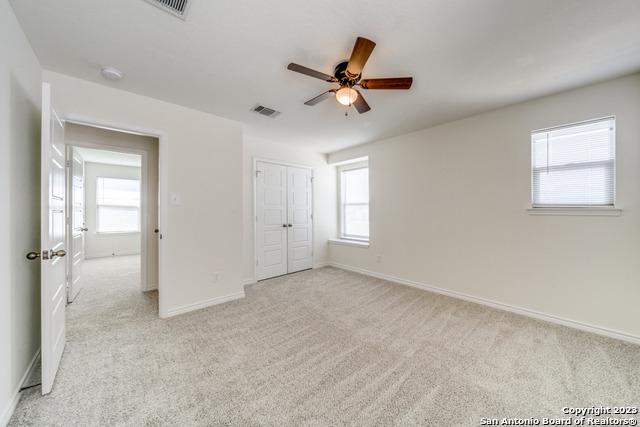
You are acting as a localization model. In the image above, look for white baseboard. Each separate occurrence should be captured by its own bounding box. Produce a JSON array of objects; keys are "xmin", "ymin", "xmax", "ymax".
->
[
  {"xmin": 1, "ymin": 349, "xmax": 40, "ymax": 427},
  {"xmin": 165, "ymin": 291, "xmax": 245, "ymax": 317},
  {"xmin": 329, "ymin": 262, "xmax": 640, "ymax": 346},
  {"xmin": 85, "ymin": 251, "xmax": 140, "ymax": 259},
  {"xmin": 143, "ymin": 283, "xmax": 158, "ymax": 292},
  {"xmin": 242, "ymin": 278, "xmax": 256, "ymax": 287}
]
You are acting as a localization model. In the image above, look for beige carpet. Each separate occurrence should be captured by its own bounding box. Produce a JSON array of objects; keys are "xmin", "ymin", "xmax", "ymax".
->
[{"xmin": 10, "ymin": 257, "xmax": 640, "ymax": 426}]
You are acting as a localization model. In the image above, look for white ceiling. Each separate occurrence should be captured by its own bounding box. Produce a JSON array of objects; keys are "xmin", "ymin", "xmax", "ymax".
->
[
  {"xmin": 75, "ymin": 147, "xmax": 141, "ymax": 167},
  {"xmin": 10, "ymin": 0, "xmax": 640, "ymax": 152}
]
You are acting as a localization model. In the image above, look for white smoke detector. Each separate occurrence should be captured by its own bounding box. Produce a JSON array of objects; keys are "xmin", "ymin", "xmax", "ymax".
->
[{"xmin": 101, "ymin": 66, "xmax": 124, "ymax": 81}]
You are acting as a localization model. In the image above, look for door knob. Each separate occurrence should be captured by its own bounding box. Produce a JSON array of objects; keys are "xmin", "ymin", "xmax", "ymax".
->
[
  {"xmin": 80, "ymin": 227, "xmax": 88, "ymax": 232},
  {"xmin": 288, "ymin": 224, "xmax": 293, "ymax": 227},
  {"xmin": 26, "ymin": 250, "xmax": 64, "ymax": 260},
  {"xmin": 282, "ymin": 224, "xmax": 287, "ymax": 228},
  {"xmin": 51, "ymin": 249, "xmax": 67, "ymax": 258}
]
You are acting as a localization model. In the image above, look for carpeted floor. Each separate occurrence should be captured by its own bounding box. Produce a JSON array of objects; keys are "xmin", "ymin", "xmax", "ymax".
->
[{"xmin": 10, "ymin": 256, "xmax": 640, "ymax": 426}]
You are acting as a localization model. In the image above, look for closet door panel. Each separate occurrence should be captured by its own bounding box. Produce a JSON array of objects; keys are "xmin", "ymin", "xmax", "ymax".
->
[
  {"xmin": 256, "ymin": 162, "xmax": 287, "ymax": 280},
  {"xmin": 287, "ymin": 166, "xmax": 313, "ymax": 273}
]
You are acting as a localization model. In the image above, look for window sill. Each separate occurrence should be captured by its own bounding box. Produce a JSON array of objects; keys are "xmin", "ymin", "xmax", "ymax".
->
[
  {"xmin": 329, "ymin": 238, "xmax": 370, "ymax": 248},
  {"xmin": 527, "ymin": 207, "xmax": 622, "ymax": 217},
  {"xmin": 96, "ymin": 231, "xmax": 141, "ymax": 235}
]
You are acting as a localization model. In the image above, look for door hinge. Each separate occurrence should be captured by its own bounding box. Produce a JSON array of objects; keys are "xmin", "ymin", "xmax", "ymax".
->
[
  {"xmin": 256, "ymin": 259, "xmax": 259, "ymax": 266},
  {"xmin": 66, "ymin": 160, "xmax": 71, "ymax": 167},
  {"xmin": 311, "ymin": 177, "xmax": 314, "ymax": 183}
]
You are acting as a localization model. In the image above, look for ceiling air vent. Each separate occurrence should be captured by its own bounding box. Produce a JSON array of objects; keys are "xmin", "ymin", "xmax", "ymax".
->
[
  {"xmin": 253, "ymin": 105, "xmax": 281, "ymax": 118},
  {"xmin": 144, "ymin": 0, "xmax": 191, "ymax": 19}
]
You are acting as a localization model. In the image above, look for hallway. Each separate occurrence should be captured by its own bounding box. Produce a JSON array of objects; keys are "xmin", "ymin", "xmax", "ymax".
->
[{"xmin": 67, "ymin": 255, "xmax": 153, "ymax": 329}]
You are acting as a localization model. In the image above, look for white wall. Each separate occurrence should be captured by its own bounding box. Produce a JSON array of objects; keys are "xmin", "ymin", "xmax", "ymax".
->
[
  {"xmin": 0, "ymin": 1, "xmax": 42, "ymax": 424},
  {"xmin": 84, "ymin": 162, "xmax": 141, "ymax": 259},
  {"xmin": 243, "ymin": 136, "xmax": 336, "ymax": 283},
  {"xmin": 328, "ymin": 73, "xmax": 640, "ymax": 341},
  {"xmin": 44, "ymin": 71, "xmax": 245, "ymax": 317}
]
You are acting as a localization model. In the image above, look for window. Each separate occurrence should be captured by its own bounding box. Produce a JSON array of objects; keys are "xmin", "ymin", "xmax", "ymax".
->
[
  {"xmin": 339, "ymin": 164, "xmax": 369, "ymax": 241},
  {"xmin": 96, "ymin": 177, "xmax": 141, "ymax": 233},
  {"xmin": 531, "ymin": 117, "xmax": 615, "ymax": 207}
]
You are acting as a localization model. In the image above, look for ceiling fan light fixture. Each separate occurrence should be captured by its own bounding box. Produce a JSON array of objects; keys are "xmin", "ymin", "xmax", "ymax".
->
[
  {"xmin": 336, "ymin": 87, "xmax": 358, "ymax": 106},
  {"xmin": 287, "ymin": 36, "xmax": 412, "ymax": 114}
]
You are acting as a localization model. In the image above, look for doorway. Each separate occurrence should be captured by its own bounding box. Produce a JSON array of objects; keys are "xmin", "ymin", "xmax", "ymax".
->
[
  {"xmin": 254, "ymin": 160, "xmax": 314, "ymax": 281},
  {"xmin": 65, "ymin": 123, "xmax": 160, "ymax": 301},
  {"xmin": 36, "ymin": 83, "xmax": 164, "ymax": 395}
]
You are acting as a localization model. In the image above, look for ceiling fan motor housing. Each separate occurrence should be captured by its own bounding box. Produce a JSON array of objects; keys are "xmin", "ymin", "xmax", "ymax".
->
[{"xmin": 334, "ymin": 61, "xmax": 360, "ymax": 87}]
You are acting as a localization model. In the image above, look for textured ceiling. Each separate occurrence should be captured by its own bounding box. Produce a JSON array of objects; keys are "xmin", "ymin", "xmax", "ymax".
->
[{"xmin": 10, "ymin": 0, "xmax": 640, "ymax": 152}]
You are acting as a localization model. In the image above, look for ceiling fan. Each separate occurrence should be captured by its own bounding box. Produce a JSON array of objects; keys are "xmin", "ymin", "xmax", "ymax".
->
[{"xmin": 287, "ymin": 36, "xmax": 413, "ymax": 114}]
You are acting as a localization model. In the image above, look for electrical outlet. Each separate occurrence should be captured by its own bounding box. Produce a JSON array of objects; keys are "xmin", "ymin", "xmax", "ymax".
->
[{"xmin": 212, "ymin": 273, "xmax": 219, "ymax": 283}]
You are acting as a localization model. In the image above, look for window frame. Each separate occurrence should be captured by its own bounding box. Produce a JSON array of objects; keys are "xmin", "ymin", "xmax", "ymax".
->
[
  {"xmin": 530, "ymin": 116, "xmax": 617, "ymax": 210},
  {"xmin": 95, "ymin": 176, "xmax": 142, "ymax": 234},
  {"xmin": 338, "ymin": 161, "xmax": 370, "ymax": 242}
]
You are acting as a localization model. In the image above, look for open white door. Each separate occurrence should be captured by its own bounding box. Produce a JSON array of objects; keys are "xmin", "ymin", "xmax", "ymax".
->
[
  {"xmin": 68, "ymin": 147, "xmax": 85, "ymax": 302},
  {"xmin": 40, "ymin": 82, "xmax": 67, "ymax": 394}
]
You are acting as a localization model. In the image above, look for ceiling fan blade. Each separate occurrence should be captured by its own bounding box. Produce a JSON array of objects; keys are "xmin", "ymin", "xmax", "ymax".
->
[
  {"xmin": 287, "ymin": 63, "xmax": 337, "ymax": 82},
  {"xmin": 346, "ymin": 37, "xmax": 376, "ymax": 77},
  {"xmin": 304, "ymin": 90, "xmax": 337, "ymax": 106},
  {"xmin": 359, "ymin": 77, "xmax": 413, "ymax": 90},
  {"xmin": 353, "ymin": 90, "xmax": 371, "ymax": 114}
]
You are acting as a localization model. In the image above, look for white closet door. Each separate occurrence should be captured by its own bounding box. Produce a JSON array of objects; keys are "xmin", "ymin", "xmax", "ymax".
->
[
  {"xmin": 256, "ymin": 162, "xmax": 287, "ymax": 280},
  {"xmin": 287, "ymin": 167, "xmax": 313, "ymax": 273}
]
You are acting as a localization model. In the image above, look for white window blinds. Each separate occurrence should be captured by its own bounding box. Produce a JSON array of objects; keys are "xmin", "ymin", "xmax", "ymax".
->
[
  {"xmin": 531, "ymin": 117, "xmax": 615, "ymax": 207},
  {"xmin": 340, "ymin": 166, "xmax": 369, "ymax": 240},
  {"xmin": 96, "ymin": 177, "xmax": 141, "ymax": 233}
]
